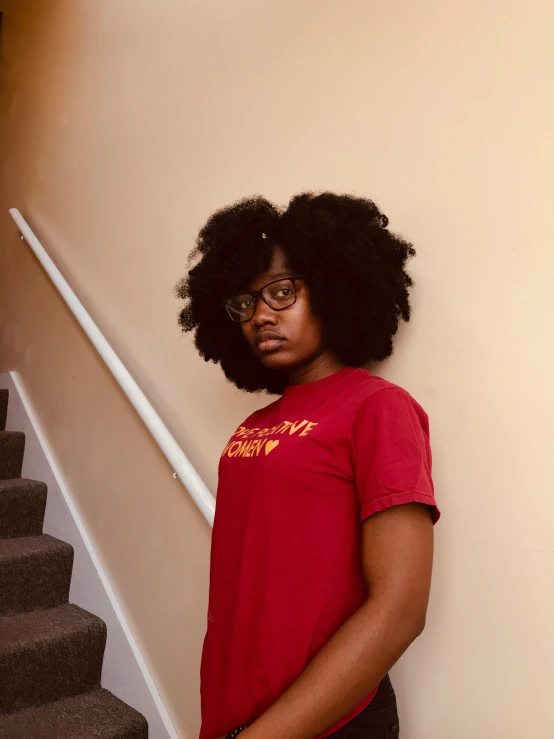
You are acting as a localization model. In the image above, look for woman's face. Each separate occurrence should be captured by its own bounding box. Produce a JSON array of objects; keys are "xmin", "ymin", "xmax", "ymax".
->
[{"xmin": 239, "ymin": 247, "xmax": 330, "ymax": 377}]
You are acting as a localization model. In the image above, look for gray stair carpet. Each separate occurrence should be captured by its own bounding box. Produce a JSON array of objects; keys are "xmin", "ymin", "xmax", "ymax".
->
[{"xmin": 0, "ymin": 389, "xmax": 148, "ymax": 738}]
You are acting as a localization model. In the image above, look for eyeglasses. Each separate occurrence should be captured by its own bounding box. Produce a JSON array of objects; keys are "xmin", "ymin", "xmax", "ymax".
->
[{"xmin": 224, "ymin": 276, "xmax": 304, "ymax": 323}]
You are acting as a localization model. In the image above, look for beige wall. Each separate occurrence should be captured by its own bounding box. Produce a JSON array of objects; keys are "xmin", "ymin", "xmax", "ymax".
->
[{"xmin": 1, "ymin": 1, "xmax": 553, "ymax": 737}]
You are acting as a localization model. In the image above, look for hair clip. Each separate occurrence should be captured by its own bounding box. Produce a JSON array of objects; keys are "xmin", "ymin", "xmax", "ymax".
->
[{"xmin": 261, "ymin": 232, "xmax": 267, "ymax": 239}]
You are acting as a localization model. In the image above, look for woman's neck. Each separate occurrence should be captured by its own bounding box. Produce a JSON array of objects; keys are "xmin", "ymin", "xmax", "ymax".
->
[{"xmin": 286, "ymin": 353, "xmax": 346, "ymax": 386}]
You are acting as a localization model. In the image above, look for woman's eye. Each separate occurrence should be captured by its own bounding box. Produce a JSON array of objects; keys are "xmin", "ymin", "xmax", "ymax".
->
[
  {"xmin": 239, "ymin": 298, "xmax": 254, "ymax": 310},
  {"xmin": 275, "ymin": 288, "xmax": 293, "ymax": 298}
]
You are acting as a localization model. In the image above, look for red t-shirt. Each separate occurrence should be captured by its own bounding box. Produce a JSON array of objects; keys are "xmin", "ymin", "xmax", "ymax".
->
[{"xmin": 200, "ymin": 368, "xmax": 438, "ymax": 739}]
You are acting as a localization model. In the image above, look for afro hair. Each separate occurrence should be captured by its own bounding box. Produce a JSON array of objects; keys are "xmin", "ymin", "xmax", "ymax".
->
[{"xmin": 176, "ymin": 192, "xmax": 416, "ymax": 395}]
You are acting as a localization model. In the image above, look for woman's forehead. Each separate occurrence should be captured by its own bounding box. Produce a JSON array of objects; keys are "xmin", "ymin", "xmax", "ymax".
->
[{"xmin": 249, "ymin": 247, "xmax": 292, "ymax": 291}]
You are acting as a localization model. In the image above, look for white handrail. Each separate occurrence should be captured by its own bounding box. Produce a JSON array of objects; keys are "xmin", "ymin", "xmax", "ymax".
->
[{"xmin": 9, "ymin": 208, "xmax": 216, "ymax": 526}]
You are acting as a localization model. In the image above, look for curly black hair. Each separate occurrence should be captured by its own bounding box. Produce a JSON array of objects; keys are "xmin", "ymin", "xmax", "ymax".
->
[{"xmin": 176, "ymin": 192, "xmax": 416, "ymax": 395}]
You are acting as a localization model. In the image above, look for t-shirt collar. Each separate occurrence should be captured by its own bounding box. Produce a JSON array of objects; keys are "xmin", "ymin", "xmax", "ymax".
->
[{"xmin": 282, "ymin": 367, "xmax": 358, "ymax": 399}]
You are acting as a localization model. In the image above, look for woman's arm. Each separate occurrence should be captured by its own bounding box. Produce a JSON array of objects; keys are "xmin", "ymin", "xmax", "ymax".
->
[{"xmin": 240, "ymin": 502, "xmax": 434, "ymax": 739}]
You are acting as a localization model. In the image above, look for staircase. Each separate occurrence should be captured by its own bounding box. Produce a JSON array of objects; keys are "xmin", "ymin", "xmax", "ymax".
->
[{"xmin": 0, "ymin": 389, "xmax": 148, "ymax": 739}]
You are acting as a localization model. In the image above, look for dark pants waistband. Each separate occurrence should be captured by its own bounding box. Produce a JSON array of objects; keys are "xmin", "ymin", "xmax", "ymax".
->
[{"xmin": 328, "ymin": 675, "xmax": 399, "ymax": 738}]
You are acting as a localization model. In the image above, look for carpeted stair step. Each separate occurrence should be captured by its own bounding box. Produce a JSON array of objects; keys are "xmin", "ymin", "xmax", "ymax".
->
[
  {"xmin": 0, "ymin": 430, "xmax": 25, "ymax": 480},
  {"xmin": 0, "ymin": 534, "xmax": 73, "ymax": 616},
  {"xmin": 0, "ymin": 478, "xmax": 47, "ymax": 538},
  {"xmin": 0, "ymin": 603, "xmax": 107, "ymax": 714},
  {"xmin": 0, "ymin": 389, "xmax": 149, "ymax": 734},
  {"xmin": 0, "ymin": 687, "xmax": 148, "ymax": 739},
  {"xmin": 0, "ymin": 686, "xmax": 149, "ymax": 739},
  {"xmin": 0, "ymin": 389, "xmax": 7, "ymax": 431}
]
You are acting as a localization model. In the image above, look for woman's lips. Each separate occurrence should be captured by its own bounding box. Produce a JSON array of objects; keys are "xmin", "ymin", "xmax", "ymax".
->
[
  {"xmin": 255, "ymin": 332, "xmax": 286, "ymax": 353},
  {"xmin": 257, "ymin": 338, "xmax": 285, "ymax": 353}
]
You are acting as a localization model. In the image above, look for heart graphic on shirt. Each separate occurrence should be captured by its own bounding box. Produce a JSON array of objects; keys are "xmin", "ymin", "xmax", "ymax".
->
[{"xmin": 265, "ymin": 440, "xmax": 280, "ymax": 455}]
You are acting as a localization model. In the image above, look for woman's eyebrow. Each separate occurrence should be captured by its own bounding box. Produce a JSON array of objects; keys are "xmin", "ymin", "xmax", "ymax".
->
[
  {"xmin": 244, "ymin": 272, "xmax": 296, "ymax": 292},
  {"xmin": 261, "ymin": 271, "xmax": 295, "ymax": 282}
]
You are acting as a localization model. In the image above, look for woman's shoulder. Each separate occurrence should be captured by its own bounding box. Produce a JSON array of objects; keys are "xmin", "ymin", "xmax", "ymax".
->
[
  {"xmin": 349, "ymin": 368, "xmax": 404, "ymax": 398},
  {"xmin": 349, "ymin": 369, "xmax": 427, "ymax": 415}
]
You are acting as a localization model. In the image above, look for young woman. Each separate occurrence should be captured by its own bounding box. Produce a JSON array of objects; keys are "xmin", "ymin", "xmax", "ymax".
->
[{"xmin": 177, "ymin": 192, "xmax": 439, "ymax": 739}]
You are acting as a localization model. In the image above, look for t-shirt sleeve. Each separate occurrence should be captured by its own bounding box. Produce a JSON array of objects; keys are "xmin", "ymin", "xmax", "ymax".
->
[{"xmin": 353, "ymin": 387, "xmax": 440, "ymax": 523}]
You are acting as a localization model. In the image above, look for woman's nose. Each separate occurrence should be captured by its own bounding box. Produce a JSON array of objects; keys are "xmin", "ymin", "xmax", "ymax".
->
[{"xmin": 252, "ymin": 297, "xmax": 277, "ymax": 326}]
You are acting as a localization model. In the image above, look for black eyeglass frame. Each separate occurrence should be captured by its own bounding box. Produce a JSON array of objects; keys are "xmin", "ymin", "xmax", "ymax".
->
[{"xmin": 223, "ymin": 275, "xmax": 305, "ymax": 323}]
